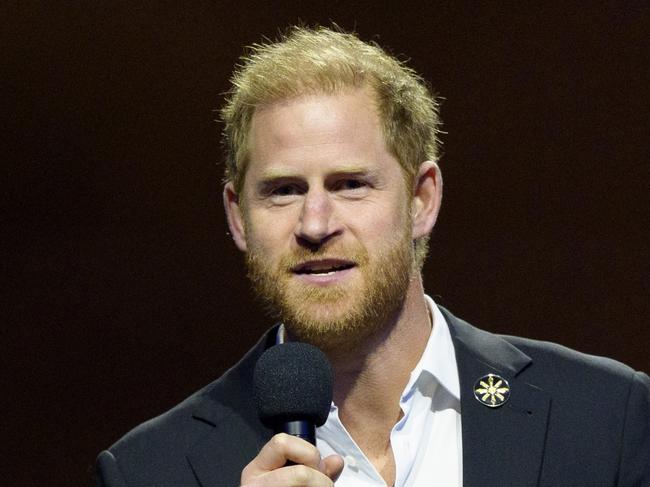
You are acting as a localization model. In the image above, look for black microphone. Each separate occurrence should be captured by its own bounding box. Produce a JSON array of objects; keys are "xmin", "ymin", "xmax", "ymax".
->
[{"xmin": 253, "ymin": 342, "xmax": 333, "ymax": 445}]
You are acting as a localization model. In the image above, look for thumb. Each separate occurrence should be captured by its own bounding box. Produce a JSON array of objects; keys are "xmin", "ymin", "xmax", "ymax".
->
[{"xmin": 320, "ymin": 454, "xmax": 345, "ymax": 482}]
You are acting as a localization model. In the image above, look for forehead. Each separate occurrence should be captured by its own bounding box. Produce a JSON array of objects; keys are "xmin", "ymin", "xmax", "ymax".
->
[{"xmin": 246, "ymin": 88, "xmax": 392, "ymax": 175}]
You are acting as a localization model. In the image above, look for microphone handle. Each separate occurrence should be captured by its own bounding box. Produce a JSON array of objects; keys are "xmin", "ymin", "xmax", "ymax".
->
[{"xmin": 277, "ymin": 420, "xmax": 316, "ymax": 445}]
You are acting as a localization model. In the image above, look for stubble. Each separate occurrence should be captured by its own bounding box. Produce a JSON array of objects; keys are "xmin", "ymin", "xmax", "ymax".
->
[{"xmin": 245, "ymin": 228, "xmax": 414, "ymax": 354}]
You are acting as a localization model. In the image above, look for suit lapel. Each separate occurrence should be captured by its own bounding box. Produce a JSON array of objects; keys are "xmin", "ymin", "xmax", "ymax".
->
[
  {"xmin": 186, "ymin": 329, "xmax": 276, "ymax": 487},
  {"xmin": 443, "ymin": 309, "xmax": 551, "ymax": 487},
  {"xmin": 187, "ymin": 411, "xmax": 272, "ymax": 487}
]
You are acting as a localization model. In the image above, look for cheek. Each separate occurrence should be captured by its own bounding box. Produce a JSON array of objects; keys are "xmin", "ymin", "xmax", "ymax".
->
[
  {"xmin": 354, "ymin": 197, "xmax": 410, "ymax": 233},
  {"xmin": 245, "ymin": 213, "xmax": 294, "ymax": 254},
  {"xmin": 344, "ymin": 213, "xmax": 406, "ymax": 253}
]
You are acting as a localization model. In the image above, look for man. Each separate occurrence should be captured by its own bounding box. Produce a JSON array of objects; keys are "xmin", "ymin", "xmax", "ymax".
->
[{"xmin": 96, "ymin": 27, "xmax": 650, "ymax": 487}]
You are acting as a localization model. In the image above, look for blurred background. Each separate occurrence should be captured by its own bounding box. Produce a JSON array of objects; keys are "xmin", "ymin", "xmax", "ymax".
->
[{"xmin": 4, "ymin": 2, "xmax": 649, "ymax": 485}]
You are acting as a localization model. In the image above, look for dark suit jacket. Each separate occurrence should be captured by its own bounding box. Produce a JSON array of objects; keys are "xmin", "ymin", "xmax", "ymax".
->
[{"xmin": 96, "ymin": 308, "xmax": 650, "ymax": 486}]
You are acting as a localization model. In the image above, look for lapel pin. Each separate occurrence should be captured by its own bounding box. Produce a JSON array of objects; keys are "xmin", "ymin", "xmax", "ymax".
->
[{"xmin": 473, "ymin": 373, "xmax": 510, "ymax": 408}]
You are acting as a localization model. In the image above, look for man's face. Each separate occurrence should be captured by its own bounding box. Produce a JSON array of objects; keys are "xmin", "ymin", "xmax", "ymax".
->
[{"xmin": 227, "ymin": 88, "xmax": 418, "ymax": 352}]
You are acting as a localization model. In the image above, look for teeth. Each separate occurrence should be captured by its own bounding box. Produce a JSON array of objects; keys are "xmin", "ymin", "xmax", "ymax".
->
[
  {"xmin": 305, "ymin": 268, "xmax": 335, "ymax": 274},
  {"xmin": 296, "ymin": 262, "xmax": 353, "ymax": 274}
]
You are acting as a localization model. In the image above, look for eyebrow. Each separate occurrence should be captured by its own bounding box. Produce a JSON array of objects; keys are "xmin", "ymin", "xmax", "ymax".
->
[{"xmin": 257, "ymin": 168, "xmax": 300, "ymax": 182}]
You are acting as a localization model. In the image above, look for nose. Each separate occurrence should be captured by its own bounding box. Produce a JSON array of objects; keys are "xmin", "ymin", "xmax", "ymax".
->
[{"xmin": 295, "ymin": 189, "xmax": 339, "ymax": 246}]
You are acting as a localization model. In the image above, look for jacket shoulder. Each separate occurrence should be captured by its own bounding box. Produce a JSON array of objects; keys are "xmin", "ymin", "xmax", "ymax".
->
[
  {"xmin": 108, "ymin": 386, "xmax": 217, "ymax": 455},
  {"xmin": 501, "ymin": 333, "xmax": 639, "ymax": 382},
  {"xmin": 96, "ymin": 383, "xmax": 229, "ymax": 486},
  {"xmin": 443, "ymin": 306, "xmax": 642, "ymax": 388},
  {"xmin": 501, "ymin": 334, "xmax": 650, "ymax": 484}
]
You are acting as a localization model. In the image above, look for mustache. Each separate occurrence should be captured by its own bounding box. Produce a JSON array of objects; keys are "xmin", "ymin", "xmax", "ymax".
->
[{"xmin": 279, "ymin": 247, "xmax": 368, "ymax": 270}]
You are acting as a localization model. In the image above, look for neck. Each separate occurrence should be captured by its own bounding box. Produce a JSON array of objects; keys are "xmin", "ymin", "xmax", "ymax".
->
[{"xmin": 329, "ymin": 276, "xmax": 432, "ymax": 432}]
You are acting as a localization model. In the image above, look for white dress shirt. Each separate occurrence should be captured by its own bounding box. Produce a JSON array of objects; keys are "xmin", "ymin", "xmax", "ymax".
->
[{"xmin": 315, "ymin": 296, "xmax": 462, "ymax": 486}]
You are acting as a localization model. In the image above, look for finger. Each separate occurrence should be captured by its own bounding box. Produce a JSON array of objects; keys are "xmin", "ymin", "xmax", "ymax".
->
[
  {"xmin": 320, "ymin": 454, "xmax": 345, "ymax": 481},
  {"xmin": 241, "ymin": 433, "xmax": 321, "ymax": 480},
  {"xmin": 244, "ymin": 463, "xmax": 335, "ymax": 487}
]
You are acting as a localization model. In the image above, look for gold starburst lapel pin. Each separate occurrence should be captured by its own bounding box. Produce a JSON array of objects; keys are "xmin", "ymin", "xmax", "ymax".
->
[{"xmin": 473, "ymin": 373, "xmax": 511, "ymax": 408}]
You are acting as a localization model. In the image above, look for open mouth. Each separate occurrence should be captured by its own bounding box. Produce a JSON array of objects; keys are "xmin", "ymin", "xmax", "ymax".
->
[{"xmin": 291, "ymin": 259, "xmax": 356, "ymax": 276}]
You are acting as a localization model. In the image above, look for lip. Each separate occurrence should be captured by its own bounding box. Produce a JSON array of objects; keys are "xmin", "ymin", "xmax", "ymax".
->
[{"xmin": 291, "ymin": 259, "xmax": 356, "ymax": 286}]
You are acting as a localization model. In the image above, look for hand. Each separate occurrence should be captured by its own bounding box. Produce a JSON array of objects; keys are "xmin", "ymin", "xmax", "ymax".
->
[{"xmin": 241, "ymin": 433, "xmax": 344, "ymax": 486}]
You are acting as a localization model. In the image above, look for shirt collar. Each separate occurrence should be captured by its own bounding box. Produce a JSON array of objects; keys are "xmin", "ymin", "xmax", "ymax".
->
[{"xmin": 401, "ymin": 295, "xmax": 461, "ymax": 401}]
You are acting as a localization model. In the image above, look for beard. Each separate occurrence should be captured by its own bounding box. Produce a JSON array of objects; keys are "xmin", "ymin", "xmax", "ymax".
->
[{"xmin": 245, "ymin": 227, "xmax": 415, "ymax": 354}]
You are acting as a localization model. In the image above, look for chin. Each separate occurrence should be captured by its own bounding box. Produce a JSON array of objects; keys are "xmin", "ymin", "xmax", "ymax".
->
[{"xmin": 282, "ymin": 306, "xmax": 383, "ymax": 355}]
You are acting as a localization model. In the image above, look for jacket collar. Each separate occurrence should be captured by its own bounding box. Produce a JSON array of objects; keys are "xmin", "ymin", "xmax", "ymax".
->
[
  {"xmin": 442, "ymin": 307, "xmax": 550, "ymax": 487},
  {"xmin": 187, "ymin": 328, "xmax": 277, "ymax": 487}
]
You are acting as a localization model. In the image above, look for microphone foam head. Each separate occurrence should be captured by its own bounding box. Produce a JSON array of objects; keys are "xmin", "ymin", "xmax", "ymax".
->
[{"xmin": 254, "ymin": 342, "xmax": 333, "ymax": 428}]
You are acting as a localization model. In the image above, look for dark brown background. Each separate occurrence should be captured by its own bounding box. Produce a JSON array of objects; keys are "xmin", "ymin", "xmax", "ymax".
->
[{"xmin": 4, "ymin": 2, "xmax": 649, "ymax": 486}]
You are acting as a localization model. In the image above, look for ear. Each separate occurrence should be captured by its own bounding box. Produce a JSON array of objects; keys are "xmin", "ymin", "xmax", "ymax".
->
[
  {"xmin": 411, "ymin": 161, "xmax": 443, "ymax": 239},
  {"xmin": 223, "ymin": 182, "xmax": 248, "ymax": 252}
]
